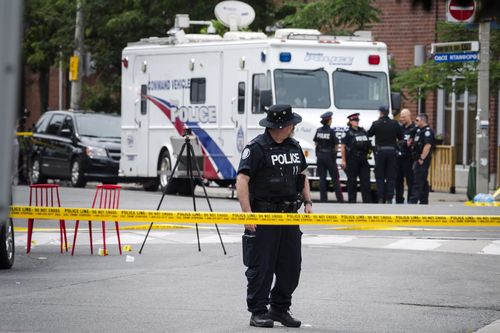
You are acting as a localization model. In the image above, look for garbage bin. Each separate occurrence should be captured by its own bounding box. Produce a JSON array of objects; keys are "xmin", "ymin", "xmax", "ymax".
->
[{"xmin": 467, "ymin": 163, "xmax": 476, "ymax": 201}]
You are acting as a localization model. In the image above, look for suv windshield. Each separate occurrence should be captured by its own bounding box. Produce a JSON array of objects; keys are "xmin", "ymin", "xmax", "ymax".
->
[
  {"xmin": 76, "ymin": 114, "xmax": 121, "ymax": 138},
  {"xmin": 274, "ymin": 69, "xmax": 330, "ymax": 108},
  {"xmin": 333, "ymin": 70, "xmax": 389, "ymax": 109}
]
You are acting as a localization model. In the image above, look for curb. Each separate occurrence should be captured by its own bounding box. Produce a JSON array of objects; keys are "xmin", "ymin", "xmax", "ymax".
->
[{"xmin": 474, "ymin": 319, "xmax": 500, "ymax": 333}]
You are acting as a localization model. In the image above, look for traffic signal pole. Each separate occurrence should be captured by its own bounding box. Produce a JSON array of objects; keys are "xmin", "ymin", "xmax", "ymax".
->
[
  {"xmin": 70, "ymin": 0, "xmax": 84, "ymax": 110},
  {"xmin": 475, "ymin": 21, "xmax": 490, "ymax": 194}
]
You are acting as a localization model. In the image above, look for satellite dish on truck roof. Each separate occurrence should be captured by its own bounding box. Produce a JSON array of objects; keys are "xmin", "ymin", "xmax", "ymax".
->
[{"xmin": 215, "ymin": 1, "xmax": 255, "ymax": 31}]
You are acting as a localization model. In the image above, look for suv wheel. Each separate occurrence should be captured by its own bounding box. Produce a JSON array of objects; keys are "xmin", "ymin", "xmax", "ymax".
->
[
  {"xmin": 0, "ymin": 218, "xmax": 15, "ymax": 269},
  {"xmin": 30, "ymin": 156, "xmax": 46, "ymax": 184},
  {"xmin": 71, "ymin": 158, "xmax": 87, "ymax": 188}
]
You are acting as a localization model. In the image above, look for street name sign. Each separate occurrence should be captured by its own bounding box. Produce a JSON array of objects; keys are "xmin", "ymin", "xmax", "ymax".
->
[{"xmin": 434, "ymin": 51, "xmax": 479, "ymax": 63}]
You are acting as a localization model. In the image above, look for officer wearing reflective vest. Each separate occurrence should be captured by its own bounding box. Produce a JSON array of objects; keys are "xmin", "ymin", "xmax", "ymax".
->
[
  {"xmin": 341, "ymin": 113, "xmax": 372, "ymax": 203},
  {"xmin": 367, "ymin": 106, "xmax": 403, "ymax": 203},
  {"xmin": 409, "ymin": 113, "xmax": 435, "ymax": 204},
  {"xmin": 395, "ymin": 108, "xmax": 416, "ymax": 203},
  {"xmin": 313, "ymin": 111, "xmax": 344, "ymax": 203},
  {"xmin": 236, "ymin": 104, "xmax": 312, "ymax": 328}
]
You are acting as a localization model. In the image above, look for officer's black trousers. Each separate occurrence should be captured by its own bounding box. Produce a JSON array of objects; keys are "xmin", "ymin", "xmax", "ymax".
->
[
  {"xmin": 409, "ymin": 157, "xmax": 431, "ymax": 204},
  {"xmin": 346, "ymin": 156, "xmax": 371, "ymax": 203},
  {"xmin": 317, "ymin": 153, "xmax": 344, "ymax": 202},
  {"xmin": 244, "ymin": 225, "xmax": 302, "ymax": 314},
  {"xmin": 395, "ymin": 156, "xmax": 414, "ymax": 203},
  {"xmin": 374, "ymin": 149, "xmax": 397, "ymax": 202}
]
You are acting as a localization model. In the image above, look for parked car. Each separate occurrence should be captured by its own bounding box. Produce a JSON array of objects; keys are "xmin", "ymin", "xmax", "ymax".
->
[
  {"xmin": 0, "ymin": 196, "xmax": 14, "ymax": 269},
  {"xmin": 1, "ymin": 137, "xmax": 17, "ymax": 269},
  {"xmin": 29, "ymin": 110, "xmax": 121, "ymax": 187}
]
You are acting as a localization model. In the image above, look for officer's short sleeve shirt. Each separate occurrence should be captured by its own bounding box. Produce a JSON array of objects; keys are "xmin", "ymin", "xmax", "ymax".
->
[
  {"xmin": 422, "ymin": 127, "xmax": 434, "ymax": 146},
  {"xmin": 340, "ymin": 129, "xmax": 351, "ymax": 145},
  {"xmin": 237, "ymin": 142, "xmax": 264, "ymax": 178}
]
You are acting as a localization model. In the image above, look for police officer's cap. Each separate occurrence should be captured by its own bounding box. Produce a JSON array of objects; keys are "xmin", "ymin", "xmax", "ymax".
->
[
  {"xmin": 378, "ymin": 105, "xmax": 389, "ymax": 114},
  {"xmin": 259, "ymin": 104, "xmax": 302, "ymax": 129},
  {"xmin": 320, "ymin": 111, "xmax": 333, "ymax": 120},
  {"xmin": 347, "ymin": 113, "xmax": 360, "ymax": 121}
]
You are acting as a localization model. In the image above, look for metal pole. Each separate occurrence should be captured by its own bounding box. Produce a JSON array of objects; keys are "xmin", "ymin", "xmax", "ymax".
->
[
  {"xmin": 451, "ymin": 77, "xmax": 456, "ymax": 147},
  {"xmin": 59, "ymin": 51, "xmax": 63, "ymax": 110},
  {"xmin": 463, "ymin": 89, "xmax": 469, "ymax": 165},
  {"xmin": 0, "ymin": 0, "xmax": 22, "ymax": 223},
  {"xmin": 475, "ymin": 21, "xmax": 490, "ymax": 193},
  {"xmin": 437, "ymin": 89, "xmax": 445, "ymax": 135},
  {"xmin": 70, "ymin": 0, "xmax": 84, "ymax": 110}
]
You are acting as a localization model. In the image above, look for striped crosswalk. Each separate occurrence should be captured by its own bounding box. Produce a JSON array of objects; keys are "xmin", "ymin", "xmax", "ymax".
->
[{"xmin": 14, "ymin": 229, "xmax": 500, "ymax": 256}]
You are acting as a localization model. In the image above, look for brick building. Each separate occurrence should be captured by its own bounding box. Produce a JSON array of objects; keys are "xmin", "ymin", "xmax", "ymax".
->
[{"xmin": 21, "ymin": 0, "xmax": 499, "ymax": 187}]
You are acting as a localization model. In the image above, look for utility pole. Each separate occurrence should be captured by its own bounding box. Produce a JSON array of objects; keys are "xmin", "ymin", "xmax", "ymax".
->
[
  {"xmin": 70, "ymin": 0, "xmax": 84, "ymax": 110},
  {"xmin": 0, "ymin": 0, "xmax": 22, "ymax": 223},
  {"xmin": 475, "ymin": 21, "xmax": 490, "ymax": 193}
]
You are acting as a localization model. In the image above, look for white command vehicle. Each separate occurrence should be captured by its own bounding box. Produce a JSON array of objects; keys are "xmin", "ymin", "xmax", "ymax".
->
[{"xmin": 120, "ymin": 2, "xmax": 400, "ymax": 193}]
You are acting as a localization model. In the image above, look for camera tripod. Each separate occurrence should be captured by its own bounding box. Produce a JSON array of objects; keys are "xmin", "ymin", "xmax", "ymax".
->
[{"xmin": 139, "ymin": 129, "xmax": 226, "ymax": 255}]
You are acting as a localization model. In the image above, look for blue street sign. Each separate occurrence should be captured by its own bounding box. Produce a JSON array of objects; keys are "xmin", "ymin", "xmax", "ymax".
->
[{"xmin": 434, "ymin": 51, "xmax": 479, "ymax": 63}]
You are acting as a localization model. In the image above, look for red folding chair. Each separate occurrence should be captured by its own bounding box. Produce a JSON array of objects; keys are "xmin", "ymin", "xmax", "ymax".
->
[
  {"xmin": 27, "ymin": 184, "xmax": 68, "ymax": 253},
  {"xmin": 72, "ymin": 184, "xmax": 122, "ymax": 255}
]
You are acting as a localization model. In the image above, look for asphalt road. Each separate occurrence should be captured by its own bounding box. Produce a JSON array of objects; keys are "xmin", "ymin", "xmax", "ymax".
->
[{"xmin": 2, "ymin": 184, "xmax": 499, "ymax": 332}]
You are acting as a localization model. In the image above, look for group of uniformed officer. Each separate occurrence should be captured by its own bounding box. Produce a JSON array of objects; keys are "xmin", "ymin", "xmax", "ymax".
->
[
  {"xmin": 235, "ymin": 104, "xmax": 434, "ymax": 328},
  {"xmin": 315, "ymin": 106, "xmax": 435, "ymax": 204}
]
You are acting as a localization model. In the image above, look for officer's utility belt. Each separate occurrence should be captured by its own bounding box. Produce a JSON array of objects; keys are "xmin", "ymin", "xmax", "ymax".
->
[
  {"xmin": 348, "ymin": 150, "xmax": 367, "ymax": 157},
  {"xmin": 318, "ymin": 148, "xmax": 334, "ymax": 153},
  {"xmin": 377, "ymin": 145, "xmax": 397, "ymax": 151},
  {"xmin": 252, "ymin": 199, "xmax": 303, "ymax": 213}
]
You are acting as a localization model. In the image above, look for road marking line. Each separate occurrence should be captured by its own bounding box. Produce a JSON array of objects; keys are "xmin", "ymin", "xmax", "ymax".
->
[{"xmin": 384, "ymin": 239, "xmax": 446, "ymax": 251}]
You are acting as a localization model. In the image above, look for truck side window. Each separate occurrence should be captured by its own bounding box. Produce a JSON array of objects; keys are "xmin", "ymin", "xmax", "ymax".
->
[
  {"xmin": 238, "ymin": 82, "xmax": 245, "ymax": 114},
  {"xmin": 140, "ymin": 84, "xmax": 147, "ymax": 115},
  {"xmin": 45, "ymin": 114, "xmax": 65, "ymax": 136},
  {"xmin": 252, "ymin": 73, "xmax": 266, "ymax": 114},
  {"xmin": 190, "ymin": 78, "xmax": 206, "ymax": 104}
]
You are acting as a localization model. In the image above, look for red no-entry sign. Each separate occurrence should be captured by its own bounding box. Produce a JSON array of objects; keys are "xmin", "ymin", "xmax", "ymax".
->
[{"xmin": 447, "ymin": 0, "xmax": 475, "ymax": 22}]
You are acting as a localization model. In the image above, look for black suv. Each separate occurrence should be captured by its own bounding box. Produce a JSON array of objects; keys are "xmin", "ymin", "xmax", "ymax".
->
[{"xmin": 29, "ymin": 110, "xmax": 121, "ymax": 187}]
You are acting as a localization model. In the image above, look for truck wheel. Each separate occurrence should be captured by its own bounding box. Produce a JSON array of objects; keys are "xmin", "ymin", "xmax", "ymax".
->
[
  {"xmin": 70, "ymin": 158, "xmax": 87, "ymax": 188},
  {"xmin": 30, "ymin": 156, "xmax": 46, "ymax": 184},
  {"xmin": 0, "ymin": 218, "xmax": 15, "ymax": 269},
  {"xmin": 166, "ymin": 178, "xmax": 195, "ymax": 196},
  {"xmin": 158, "ymin": 150, "xmax": 171, "ymax": 192},
  {"xmin": 143, "ymin": 179, "xmax": 159, "ymax": 192}
]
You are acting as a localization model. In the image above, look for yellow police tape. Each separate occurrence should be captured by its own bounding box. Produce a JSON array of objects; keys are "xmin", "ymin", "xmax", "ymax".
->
[
  {"xmin": 16, "ymin": 132, "xmax": 33, "ymax": 137},
  {"xmin": 9, "ymin": 205, "xmax": 500, "ymax": 227}
]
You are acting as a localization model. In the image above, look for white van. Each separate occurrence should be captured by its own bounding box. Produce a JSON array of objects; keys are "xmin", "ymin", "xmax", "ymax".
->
[{"xmin": 120, "ymin": 7, "xmax": 400, "ymax": 193}]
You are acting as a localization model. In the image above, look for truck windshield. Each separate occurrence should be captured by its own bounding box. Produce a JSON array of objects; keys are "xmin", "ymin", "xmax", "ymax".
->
[
  {"xmin": 76, "ymin": 114, "xmax": 121, "ymax": 138},
  {"xmin": 332, "ymin": 70, "xmax": 389, "ymax": 110},
  {"xmin": 274, "ymin": 69, "xmax": 330, "ymax": 108}
]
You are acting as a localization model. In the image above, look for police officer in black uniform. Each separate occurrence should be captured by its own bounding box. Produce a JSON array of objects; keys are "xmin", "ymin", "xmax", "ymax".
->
[
  {"xmin": 395, "ymin": 108, "xmax": 416, "ymax": 203},
  {"xmin": 236, "ymin": 104, "xmax": 312, "ymax": 328},
  {"xmin": 314, "ymin": 111, "xmax": 344, "ymax": 203},
  {"xmin": 409, "ymin": 113, "xmax": 435, "ymax": 204},
  {"xmin": 341, "ymin": 113, "xmax": 372, "ymax": 203},
  {"xmin": 367, "ymin": 106, "xmax": 403, "ymax": 203}
]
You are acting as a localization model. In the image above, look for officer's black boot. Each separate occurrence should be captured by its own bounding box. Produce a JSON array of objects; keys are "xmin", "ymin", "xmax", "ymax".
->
[
  {"xmin": 269, "ymin": 308, "xmax": 301, "ymax": 328},
  {"xmin": 250, "ymin": 312, "xmax": 274, "ymax": 328}
]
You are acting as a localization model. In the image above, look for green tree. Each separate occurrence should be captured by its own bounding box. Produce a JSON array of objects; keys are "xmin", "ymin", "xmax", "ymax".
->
[
  {"xmin": 277, "ymin": 0, "xmax": 380, "ymax": 34},
  {"xmin": 392, "ymin": 22, "xmax": 500, "ymax": 101},
  {"xmin": 24, "ymin": 0, "xmax": 276, "ymax": 113},
  {"xmin": 23, "ymin": 0, "xmax": 75, "ymax": 113}
]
